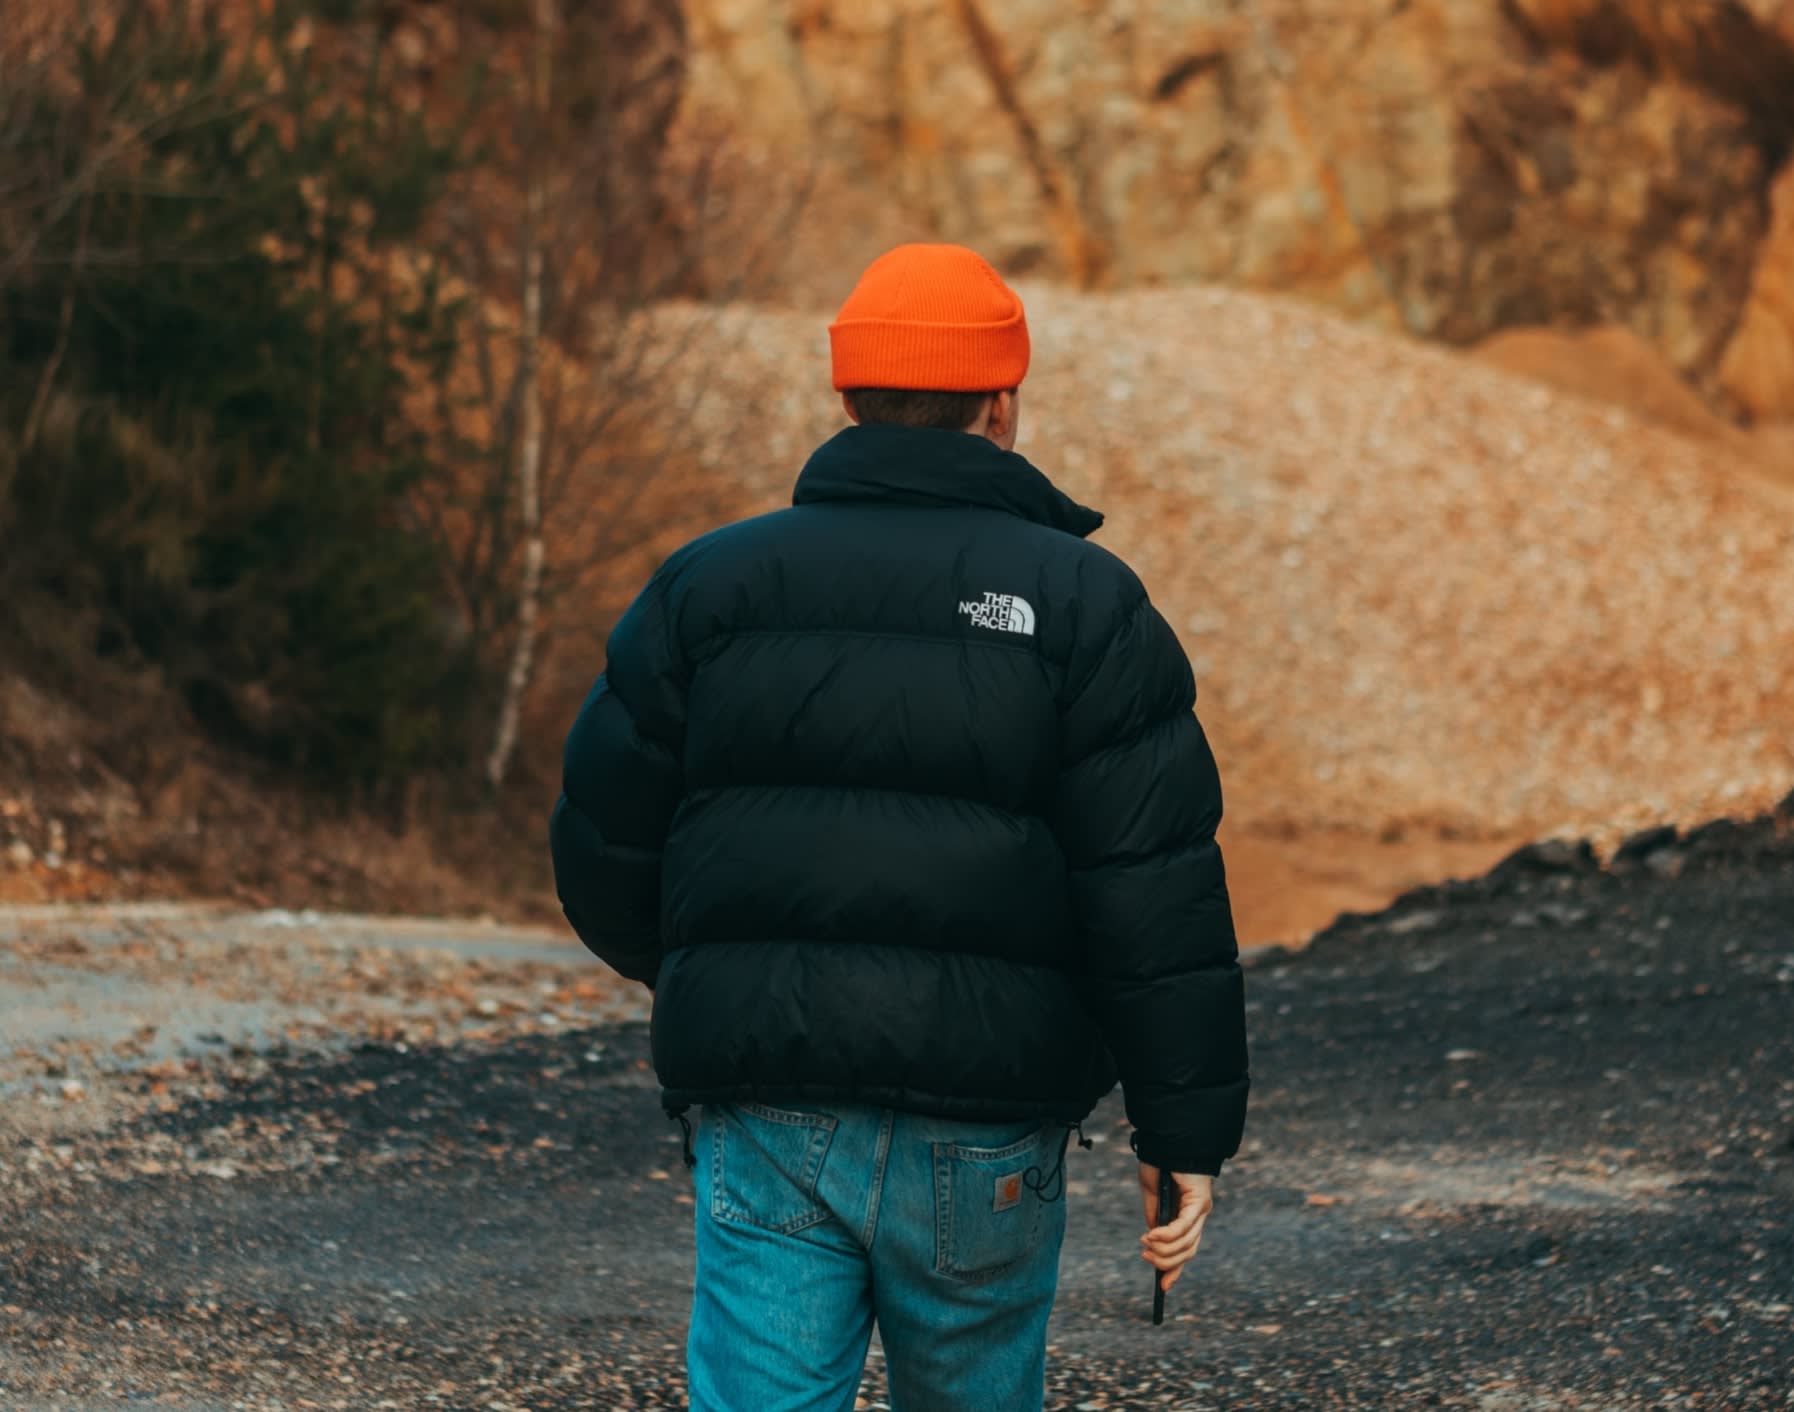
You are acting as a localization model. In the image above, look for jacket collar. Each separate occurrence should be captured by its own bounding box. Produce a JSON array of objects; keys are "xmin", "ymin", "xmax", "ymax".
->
[{"xmin": 792, "ymin": 424, "xmax": 1105, "ymax": 539}]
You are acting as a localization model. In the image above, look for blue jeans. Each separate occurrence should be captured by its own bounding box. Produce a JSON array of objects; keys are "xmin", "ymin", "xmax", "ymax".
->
[{"xmin": 687, "ymin": 1101, "xmax": 1070, "ymax": 1412}]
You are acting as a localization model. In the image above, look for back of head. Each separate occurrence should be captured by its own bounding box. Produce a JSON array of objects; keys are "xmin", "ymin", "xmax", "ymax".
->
[{"xmin": 829, "ymin": 243, "xmax": 1030, "ymax": 432}]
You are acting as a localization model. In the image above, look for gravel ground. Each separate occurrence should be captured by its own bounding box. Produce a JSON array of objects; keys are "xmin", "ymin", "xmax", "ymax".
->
[
  {"xmin": 3, "ymin": 806, "xmax": 1790, "ymax": 1409},
  {"xmin": 0, "ymin": 903, "xmax": 643, "ymax": 1141}
]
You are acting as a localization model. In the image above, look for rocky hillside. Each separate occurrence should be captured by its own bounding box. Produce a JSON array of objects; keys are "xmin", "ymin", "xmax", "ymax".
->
[
  {"xmin": 26, "ymin": 1, "xmax": 1787, "ymax": 420},
  {"xmin": 680, "ymin": 0, "xmax": 1794, "ymax": 424}
]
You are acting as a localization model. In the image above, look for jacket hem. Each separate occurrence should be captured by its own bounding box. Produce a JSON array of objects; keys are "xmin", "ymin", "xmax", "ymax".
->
[{"xmin": 660, "ymin": 1080, "xmax": 1109, "ymax": 1127}]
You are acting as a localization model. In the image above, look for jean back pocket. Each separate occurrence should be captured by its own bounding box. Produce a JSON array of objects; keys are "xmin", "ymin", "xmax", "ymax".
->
[
  {"xmin": 932, "ymin": 1126, "xmax": 1054, "ymax": 1281},
  {"xmin": 710, "ymin": 1102, "xmax": 838, "ymax": 1236}
]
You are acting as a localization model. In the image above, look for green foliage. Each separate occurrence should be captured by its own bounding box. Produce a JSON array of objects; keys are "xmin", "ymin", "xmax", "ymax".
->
[{"xmin": 1, "ymin": 1, "xmax": 476, "ymax": 783}]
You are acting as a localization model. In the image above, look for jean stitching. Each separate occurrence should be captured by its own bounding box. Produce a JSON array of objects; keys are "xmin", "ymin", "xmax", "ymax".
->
[
  {"xmin": 709, "ymin": 1109, "xmax": 727, "ymax": 1225},
  {"xmin": 801, "ymin": 1119, "xmax": 834, "ymax": 1200},
  {"xmin": 740, "ymin": 1101, "xmax": 835, "ymax": 1129},
  {"xmin": 932, "ymin": 1143, "xmax": 950, "ymax": 1274},
  {"xmin": 938, "ymin": 1130, "xmax": 1050, "ymax": 1163},
  {"xmin": 859, "ymin": 1109, "xmax": 894, "ymax": 1249},
  {"xmin": 714, "ymin": 1106, "xmax": 834, "ymax": 1235}
]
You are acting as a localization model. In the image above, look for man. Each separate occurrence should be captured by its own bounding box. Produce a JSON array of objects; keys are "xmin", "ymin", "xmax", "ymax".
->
[{"xmin": 551, "ymin": 243, "xmax": 1249, "ymax": 1411}]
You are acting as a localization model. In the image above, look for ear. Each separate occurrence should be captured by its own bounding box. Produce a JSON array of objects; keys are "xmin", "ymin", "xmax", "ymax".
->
[
  {"xmin": 987, "ymin": 388, "xmax": 1016, "ymax": 439},
  {"xmin": 842, "ymin": 392, "xmax": 860, "ymax": 424}
]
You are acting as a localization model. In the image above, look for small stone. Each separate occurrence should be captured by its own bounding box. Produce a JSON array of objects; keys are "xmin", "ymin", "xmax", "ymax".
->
[
  {"xmin": 1645, "ymin": 848, "xmax": 1687, "ymax": 879},
  {"xmin": 1507, "ymin": 839, "xmax": 1598, "ymax": 874},
  {"xmin": 1614, "ymin": 824, "xmax": 1679, "ymax": 864}
]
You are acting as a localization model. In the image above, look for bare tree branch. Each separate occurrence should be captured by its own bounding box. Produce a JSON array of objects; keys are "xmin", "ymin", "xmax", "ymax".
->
[{"xmin": 21, "ymin": 185, "xmax": 93, "ymax": 452}]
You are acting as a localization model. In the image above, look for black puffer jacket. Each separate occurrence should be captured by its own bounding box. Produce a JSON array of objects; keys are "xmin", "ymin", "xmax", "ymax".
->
[{"xmin": 550, "ymin": 424, "xmax": 1248, "ymax": 1173}]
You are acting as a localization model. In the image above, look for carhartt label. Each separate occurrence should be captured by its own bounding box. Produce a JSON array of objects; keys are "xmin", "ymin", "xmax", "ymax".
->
[
  {"xmin": 959, "ymin": 591, "xmax": 1036, "ymax": 636},
  {"xmin": 994, "ymin": 1171, "xmax": 1024, "ymax": 1212}
]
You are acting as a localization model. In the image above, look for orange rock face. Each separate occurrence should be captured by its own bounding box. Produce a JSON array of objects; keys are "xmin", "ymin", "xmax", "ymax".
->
[
  {"xmin": 680, "ymin": 0, "xmax": 1792, "ymax": 412},
  {"xmin": 1720, "ymin": 164, "xmax": 1794, "ymax": 424}
]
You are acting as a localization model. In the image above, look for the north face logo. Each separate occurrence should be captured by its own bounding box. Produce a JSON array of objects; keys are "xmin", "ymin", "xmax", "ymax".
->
[{"xmin": 959, "ymin": 592, "xmax": 1036, "ymax": 636}]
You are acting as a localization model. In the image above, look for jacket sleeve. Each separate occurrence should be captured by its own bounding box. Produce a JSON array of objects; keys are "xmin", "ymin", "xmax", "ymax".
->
[
  {"xmin": 1049, "ymin": 590, "xmax": 1249, "ymax": 1175},
  {"xmin": 549, "ymin": 565, "xmax": 687, "ymax": 987}
]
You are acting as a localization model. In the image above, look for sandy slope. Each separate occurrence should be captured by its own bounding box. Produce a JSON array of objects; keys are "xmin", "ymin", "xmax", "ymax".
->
[{"xmin": 645, "ymin": 281, "xmax": 1794, "ymax": 846}]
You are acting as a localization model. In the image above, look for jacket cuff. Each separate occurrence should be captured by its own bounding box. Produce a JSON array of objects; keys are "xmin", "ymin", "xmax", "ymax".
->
[{"xmin": 1130, "ymin": 1129, "xmax": 1227, "ymax": 1177}]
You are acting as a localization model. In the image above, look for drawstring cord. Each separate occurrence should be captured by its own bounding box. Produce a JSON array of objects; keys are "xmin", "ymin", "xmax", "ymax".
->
[
  {"xmin": 669, "ymin": 1107, "xmax": 696, "ymax": 1170},
  {"xmin": 1023, "ymin": 1120, "xmax": 1093, "ymax": 1204}
]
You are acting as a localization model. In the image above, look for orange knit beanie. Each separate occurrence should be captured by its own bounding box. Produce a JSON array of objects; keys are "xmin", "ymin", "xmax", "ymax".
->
[{"xmin": 829, "ymin": 243, "xmax": 1030, "ymax": 393}]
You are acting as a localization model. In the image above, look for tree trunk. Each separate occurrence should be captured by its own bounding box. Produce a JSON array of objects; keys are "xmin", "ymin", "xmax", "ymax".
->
[
  {"xmin": 21, "ymin": 188, "xmax": 93, "ymax": 453},
  {"xmin": 484, "ymin": 0, "xmax": 553, "ymax": 790}
]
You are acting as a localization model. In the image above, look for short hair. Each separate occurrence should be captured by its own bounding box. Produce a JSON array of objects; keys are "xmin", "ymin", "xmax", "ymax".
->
[{"xmin": 846, "ymin": 388, "xmax": 995, "ymax": 431}]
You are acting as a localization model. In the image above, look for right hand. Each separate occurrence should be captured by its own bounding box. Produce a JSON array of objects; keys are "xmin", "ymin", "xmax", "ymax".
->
[{"xmin": 1136, "ymin": 1165, "xmax": 1215, "ymax": 1294}]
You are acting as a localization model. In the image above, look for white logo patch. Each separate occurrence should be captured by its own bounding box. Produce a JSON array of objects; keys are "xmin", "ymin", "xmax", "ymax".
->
[{"xmin": 958, "ymin": 591, "xmax": 1036, "ymax": 636}]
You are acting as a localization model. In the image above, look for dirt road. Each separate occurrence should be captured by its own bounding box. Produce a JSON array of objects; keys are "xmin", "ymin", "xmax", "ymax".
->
[{"xmin": 2, "ymin": 814, "xmax": 1791, "ymax": 1409}]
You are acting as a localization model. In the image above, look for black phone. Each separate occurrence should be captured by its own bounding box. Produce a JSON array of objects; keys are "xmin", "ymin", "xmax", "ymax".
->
[{"xmin": 1151, "ymin": 1168, "xmax": 1175, "ymax": 1325}]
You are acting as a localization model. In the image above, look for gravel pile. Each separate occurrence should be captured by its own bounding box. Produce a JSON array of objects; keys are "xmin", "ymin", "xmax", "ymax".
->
[{"xmin": 648, "ymin": 281, "xmax": 1794, "ymax": 842}]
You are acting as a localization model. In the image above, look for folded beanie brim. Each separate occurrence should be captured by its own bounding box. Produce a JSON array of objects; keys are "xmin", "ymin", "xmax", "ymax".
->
[{"xmin": 829, "ymin": 313, "xmax": 1031, "ymax": 392}]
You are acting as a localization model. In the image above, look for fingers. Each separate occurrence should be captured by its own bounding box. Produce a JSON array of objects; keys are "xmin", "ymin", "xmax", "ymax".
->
[
  {"xmin": 1134, "ymin": 1167, "xmax": 1217, "ymax": 1293},
  {"xmin": 1143, "ymin": 1192, "xmax": 1213, "ymax": 1244},
  {"xmin": 1140, "ymin": 1212, "xmax": 1212, "ymax": 1270},
  {"xmin": 1141, "ymin": 1222, "xmax": 1206, "ymax": 1271},
  {"xmin": 1142, "ymin": 1245, "xmax": 1201, "ymax": 1292},
  {"xmin": 1142, "ymin": 1250, "xmax": 1197, "ymax": 1279},
  {"xmin": 1140, "ymin": 1197, "xmax": 1211, "ymax": 1289}
]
